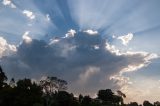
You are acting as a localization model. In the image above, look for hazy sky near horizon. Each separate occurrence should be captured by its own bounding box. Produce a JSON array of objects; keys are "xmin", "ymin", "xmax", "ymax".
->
[{"xmin": 0, "ymin": 0, "xmax": 160, "ymax": 103}]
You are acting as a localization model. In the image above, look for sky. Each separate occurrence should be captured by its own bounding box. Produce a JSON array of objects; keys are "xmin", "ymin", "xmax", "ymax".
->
[{"xmin": 0, "ymin": 0, "xmax": 160, "ymax": 103}]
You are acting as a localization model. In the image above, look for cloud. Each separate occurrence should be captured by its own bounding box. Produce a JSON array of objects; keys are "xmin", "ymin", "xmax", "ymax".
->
[
  {"xmin": 49, "ymin": 38, "xmax": 60, "ymax": 45},
  {"xmin": 83, "ymin": 30, "xmax": 98, "ymax": 35},
  {"xmin": 110, "ymin": 75, "xmax": 132, "ymax": 88},
  {"xmin": 65, "ymin": 29, "xmax": 76, "ymax": 38},
  {"xmin": 0, "ymin": 30, "xmax": 158, "ymax": 97},
  {"xmin": 117, "ymin": 33, "xmax": 133, "ymax": 46},
  {"xmin": 106, "ymin": 42, "xmax": 121, "ymax": 55},
  {"xmin": 107, "ymin": 40, "xmax": 159, "ymax": 98},
  {"xmin": 2, "ymin": 0, "xmax": 16, "ymax": 8},
  {"xmin": 78, "ymin": 67, "xmax": 100, "ymax": 85},
  {"xmin": 108, "ymin": 48, "xmax": 159, "ymax": 103},
  {"xmin": 46, "ymin": 14, "xmax": 50, "ymax": 21},
  {"xmin": 105, "ymin": 40, "xmax": 158, "ymax": 74},
  {"xmin": 23, "ymin": 10, "xmax": 36, "ymax": 20},
  {"xmin": 22, "ymin": 31, "xmax": 32, "ymax": 43},
  {"xmin": 0, "ymin": 37, "xmax": 17, "ymax": 58}
]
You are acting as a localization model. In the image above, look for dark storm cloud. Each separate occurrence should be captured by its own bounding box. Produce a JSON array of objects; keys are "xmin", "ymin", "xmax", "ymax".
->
[{"xmin": 0, "ymin": 31, "xmax": 155, "ymax": 95}]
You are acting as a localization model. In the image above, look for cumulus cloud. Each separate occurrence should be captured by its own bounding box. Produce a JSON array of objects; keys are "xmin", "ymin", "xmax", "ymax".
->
[
  {"xmin": 2, "ymin": 0, "xmax": 16, "ymax": 8},
  {"xmin": 83, "ymin": 29, "xmax": 98, "ymax": 35},
  {"xmin": 0, "ymin": 30, "xmax": 158, "ymax": 97},
  {"xmin": 107, "ymin": 45, "xmax": 159, "ymax": 103},
  {"xmin": 107, "ymin": 40, "xmax": 159, "ymax": 95},
  {"xmin": 117, "ymin": 33, "xmax": 133, "ymax": 46},
  {"xmin": 106, "ymin": 41, "xmax": 158, "ymax": 73},
  {"xmin": 0, "ymin": 36, "xmax": 17, "ymax": 58},
  {"xmin": 106, "ymin": 42, "xmax": 121, "ymax": 55},
  {"xmin": 65, "ymin": 29, "xmax": 76, "ymax": 38},
  {"xmin": 23, "ymin": 10, "xmax": 35, "ymax": 20},
  {"xmin": 22, "ymin": 31, "xmax": 32, "ymax": 43}
]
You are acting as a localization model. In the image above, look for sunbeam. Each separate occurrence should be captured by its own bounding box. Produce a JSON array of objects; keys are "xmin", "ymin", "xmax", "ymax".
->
[{"xmin": 0, "ymin": 0, "xmax": 160, "ymax": 104}]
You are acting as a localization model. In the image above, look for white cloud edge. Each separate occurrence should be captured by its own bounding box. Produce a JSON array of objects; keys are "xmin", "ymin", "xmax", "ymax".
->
[
  {"xmin": 22, "ymin": 31, "xmax": 32, "ymax": 43},
  {"xmin": 23, "ymin": 10, "xmax": 36, "ymax": 20},
  {"xmin": 0, "ymin": 36, "xmax": 17, "ymax": 58},
  {"xmin": 116, "ymin": 33, "xmax": 133, "ymax": 46},
  {"xmin": 106, "ymin": 41, "xmax": 159, "ymax": 73},
  {"xmin": 83, "ymin": 29, "xmax": 98, "ymax": 35},
  {"xmin": 46, "ymin": 14, "xmax": 50, "ymax": 21},
  {"xmin": 65, "ymin": 29, "xmax": 76, "ymax": 38},
  {"xmin": 2, "ymin": 0, "xmax": 16, "ymax": 8}
]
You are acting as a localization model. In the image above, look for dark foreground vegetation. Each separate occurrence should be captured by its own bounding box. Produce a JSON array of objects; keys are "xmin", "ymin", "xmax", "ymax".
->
[{"xmin": 0, "ymin": 66, "xmax": 160, "ymax": 106}]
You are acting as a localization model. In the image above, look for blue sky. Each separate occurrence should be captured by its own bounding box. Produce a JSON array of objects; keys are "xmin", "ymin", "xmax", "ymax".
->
[{"xmin": 0, "ymin": 0, "xmax": 160, "ymax": 103}]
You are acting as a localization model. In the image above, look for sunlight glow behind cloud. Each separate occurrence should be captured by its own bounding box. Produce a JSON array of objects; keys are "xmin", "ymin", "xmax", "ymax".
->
[
  {"xmin": 117, "ymin": 33, "xmax": 133, "ymax": 46},
  {"xmin": 0, "ymin": 0, "xmax": 160, "ymax": 103},
  {"xmin": 83, "ymin": 30, "xmax": 98, "ymax": 35},
  {"xmin": 65, "ymin": 29, "xmax": 76, "ymax": 38},
  {"xmin": 0, "ymin": 37, "xmax": 17, "ymax": 58},
  {"xmin": 23, "ymin": 10, "xmax": 36, "ymax": 20},
  {"xmin": 0, "ymin": 29, "xmax": 159, "ymax": 103},
  {"xmin": 22, "ymin": 31, "xmax": 32, "ymax": 43},
  {"xmin": 2, "ymin": 0, "xmax": 16, "ymax": 8}
]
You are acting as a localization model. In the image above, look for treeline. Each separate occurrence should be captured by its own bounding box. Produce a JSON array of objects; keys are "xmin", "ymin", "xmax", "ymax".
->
[{"xmin": 0, "ymin": 66, "xmax": 160, "ymax": 106}]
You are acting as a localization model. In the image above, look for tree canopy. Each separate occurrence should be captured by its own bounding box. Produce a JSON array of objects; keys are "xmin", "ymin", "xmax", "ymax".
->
[{"xmin": 0, "ymin": 65, "xmax": 159, "ymax": 106}]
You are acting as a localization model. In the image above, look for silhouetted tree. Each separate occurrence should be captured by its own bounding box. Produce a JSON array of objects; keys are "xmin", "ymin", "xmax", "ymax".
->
[
  {"xmin": 1, "ymin": 65, "xmax": 160, "ymax": 106},
  {"xmin": 127, "ymin": 102, "xmax": 139, "ymax": 106},
  {"xmin": 0, "ymin": 66, "xmax": 7, "ymax": 89},
  {"xmin": 40, "ymin": 76, "xmax": 68, "ymax": 106},
  {"xmin": 117, "ymin": 90, "xmax": 126, "ymax": 98},
  {"xmin": 56, "ymin": 78, "xmax": 68, "ymax": 91},
  {"xmin": 9, "ymin": 78, "xmax": 15, "ymax": 88},
  {"xmin": 154, "ymin": 101, "xmax": 160, "ymax": 106},
  {"xmin": 79, "ymin": 94, "xmax": 83, "ymax": 103},
  {"xmin": 52, "ymin": 91, "xmax": 78, "ymax": 106},
  {"xmin": 0, "ymin": 84, "xmax": 15, "ymax": 106},
  {"xmin": 97, "ymin": 89, "xmax": 126, "ymax": 106},
  {"xmin": 116, "ymin": 90, "xmax": 126, "ymax": 105},
  {"xmin": 81, "ymin": 96, "xmax": 92, "ymax": 106},
  {"xmin": 14, "ymin": 79, "xmax": 43, "ymax": 106},
  {"xmin": 112, "ymin": 95, "xmax": 123, "ymax": 106},
  {"xmin": 143, "ymin": 101, "xmax": 153, "ymax": 106},
  {"xmin": 40, "ymin": 76, "xmax": 67, "ymax": 95},
  {"xmin": 97, "ymin": 89, "xmax": 114, "ymax": 102}
]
